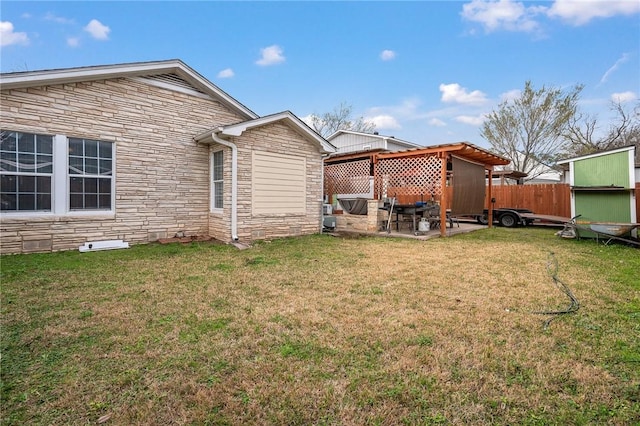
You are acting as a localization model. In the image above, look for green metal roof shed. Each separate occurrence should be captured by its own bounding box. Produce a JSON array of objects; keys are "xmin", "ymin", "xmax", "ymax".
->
[{"xmin": 557, "ymin": 146, "xmax": 637, "ymax": 233}]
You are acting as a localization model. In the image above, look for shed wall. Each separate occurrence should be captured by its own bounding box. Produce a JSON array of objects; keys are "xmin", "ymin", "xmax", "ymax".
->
[
  {"xmin": 574, "ymin": 192, "xmax": 632, "ymax": 223},
  {"xmin": 574, "ymin": 151, "xmax": 630, "ymax": 187}
]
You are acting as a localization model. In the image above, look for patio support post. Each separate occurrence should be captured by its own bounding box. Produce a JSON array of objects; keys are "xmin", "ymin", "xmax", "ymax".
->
[
  {"xmin": 487, "ymin": 167, "xmax": 494, "ymax": 228},
  {"xmin": 439, "ymin": 153, "xmax": 448, "ymax": 237}
]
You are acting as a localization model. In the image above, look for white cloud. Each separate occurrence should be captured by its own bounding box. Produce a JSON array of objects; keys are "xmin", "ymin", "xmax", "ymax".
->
[
  {"xmin": 548, "ymin": 0, "xmax": 640, "ymax": 25},
  {"xmin": 380, "ymin": 50, "xmax": 396, "ymax": 61},
  {"xmin": 611, "ymin": 91, "xmax": 637, "ymax": 103},
  {"xmin": 299, "ymin": 114, "xmax": 315, "ymax": 128},
  {"xmin": 256, "ymin": 45, "xmax": 285, "ymax": 66},
  {"xmin": 455, "ymin": 115, "xmax": 487, "ymax": 126},
  {"xmin": 367, "ymin": 114, "xmax": 401, "ymax": 130},
  {"xmin": 500, "ymin": 89, "xmax": 521, "ymax": 102},
  {"xmin": 428, "ymin": 118, "xmax": 447, "ymax": 127},
  {"xmin": 67, "ymin": 37, "xmax": 80, "ymax": 47},
  {"xmin": 600, "ymin": 52, "xmax": 631, "ymax": 84},
  {"xmin": 44, "ymin": 12, "xmax": 74, "ymax": 25},
  {"xmin": 461, "ymin": 0, "xmax": 543, "ymax": 33},
  {"xmin": 83, "ymin": 19, "xmax": 110, "ymax": 40},
  {"xmin": 440, "ymin": 83, "xmax": 488, "ymax": 105},
  {"xmin": 0, "ymin": 21, "xmax": 29, "ymax": 47},
  {"xmin": 217, "ymin": 68, "xmax": 234, "ymax": 78}
]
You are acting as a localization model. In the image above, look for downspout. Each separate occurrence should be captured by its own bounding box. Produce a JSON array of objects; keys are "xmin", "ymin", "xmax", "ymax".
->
[
  {"xmin": 321, "ymin": 154, "xmax": 328, "ymax": 233},
  {"xmin": 212, "ymin": 131, "xmax": 239, "ymax": 242}
]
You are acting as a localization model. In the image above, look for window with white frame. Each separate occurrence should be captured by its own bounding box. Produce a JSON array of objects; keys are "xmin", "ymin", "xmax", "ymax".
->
[
  {"xmin": 68, "ymin": 138, "xmax": 113, "ymax": 210},
  {"xmin": 211, "ymin": 150, "xmax": 223, "ymax": 210},
  {"xmin": 0, "ymin": 129, "xmax": 114, "ymax": 215},
  {"xmin": 1, "ymin": 130, "xmax": 53, "ymax": 211}
]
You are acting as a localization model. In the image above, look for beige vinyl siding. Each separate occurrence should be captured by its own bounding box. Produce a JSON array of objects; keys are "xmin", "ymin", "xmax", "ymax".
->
[{"xmin": 252, "ymin": 151, "xmax": 306, "ymax": 215}]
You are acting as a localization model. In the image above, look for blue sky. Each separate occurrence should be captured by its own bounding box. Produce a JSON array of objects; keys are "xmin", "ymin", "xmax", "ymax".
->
[{"xmin": 1, "ymin": 1, "xmax": 639, "ymax": 148}]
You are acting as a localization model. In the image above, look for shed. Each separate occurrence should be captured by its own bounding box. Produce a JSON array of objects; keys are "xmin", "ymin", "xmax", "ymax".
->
[
  {"xmin": 0, "ymin": 60, "xmax": 335, "ymax": 254},
  {"xmin": 556, "ymin": 145, "xmax": 637, "ymax": 230}
]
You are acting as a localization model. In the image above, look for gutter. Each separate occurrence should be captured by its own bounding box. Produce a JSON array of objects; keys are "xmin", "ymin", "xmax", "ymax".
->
[{"xmin": 212, "ymin": 130, "xmax": 239, "ymax": 242}]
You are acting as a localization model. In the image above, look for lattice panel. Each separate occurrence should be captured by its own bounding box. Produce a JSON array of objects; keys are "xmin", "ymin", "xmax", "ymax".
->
[
  {"xmin": 375, "ymin": 155, "xmax": 442, "ymax": 198},
  {"xmin": 324, "ymin": 159, "xmax": 372, "ymax": 195}
]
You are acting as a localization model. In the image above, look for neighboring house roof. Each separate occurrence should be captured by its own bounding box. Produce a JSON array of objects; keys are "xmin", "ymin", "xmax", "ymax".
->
[
  {"xmin": 0, "ymin": 59, "xmax": 258, "ymax": 120},
  {"xmin": 327, "ymin": 130, "xmax": 422, "ymax": 150},
  {"xmin": 327, "ymin": 141, "xmax": 510, "ymax": 167},
  {"xmin": 496, "ymin": 151, "xmax": 561, "ymax": 182},
  {"xmin": 196, "ymin": 111, "xmax": 336, "ymax": 154}
]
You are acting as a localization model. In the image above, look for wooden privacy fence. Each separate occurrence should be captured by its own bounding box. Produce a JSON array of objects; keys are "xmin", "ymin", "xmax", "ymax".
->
[
  {"xmin": 394, "ymin": 184, "xmax": 573, "ymax": 217},
  {"xmin": 487, "ymin": 184, "xmax": 571, "ymax": 217}
]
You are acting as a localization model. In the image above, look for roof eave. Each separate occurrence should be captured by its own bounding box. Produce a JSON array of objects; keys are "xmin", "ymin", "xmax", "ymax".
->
[
  {"xmin": 200, "ymin": 112, "xmax": 336, "ymax": 154},
  {"xmin": 0, "ymin": 59, "xmax": 258, "ymax": 120}
]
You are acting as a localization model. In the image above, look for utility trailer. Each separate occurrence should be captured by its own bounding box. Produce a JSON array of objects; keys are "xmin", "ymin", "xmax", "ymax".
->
[{"xmin": 475, "ymin": 208, "xmax": 570, "ymax": 228}]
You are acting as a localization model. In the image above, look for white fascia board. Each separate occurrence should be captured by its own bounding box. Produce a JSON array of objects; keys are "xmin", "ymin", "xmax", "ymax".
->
[
  {"xmin": 556, "ymin": 145, "xmax": 635, "ymax": 164},
  {"xmin": 1, "ymin": 60, "xmax": 184, "ymax": 89},
  {"xmin": 0, "ymin": 59, "xmax": 257, "ymax": 120},
  {"xmin": 326, "ymin": 130, "xmax": 347, "ymax": 141},
  {"xmin": 219, "ymin": 112, "xmax": 336, "ymax": 154}
]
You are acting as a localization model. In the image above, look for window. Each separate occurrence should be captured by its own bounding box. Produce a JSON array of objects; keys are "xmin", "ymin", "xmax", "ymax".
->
[
  {"xmin": 0, "ymin": 130, "xmax": 114, "ymax": 215},
  {"xmin": 68, "ymin": 138, "xmax": 113, "ymax": 210},
  {"xmin": 212, "ymin": 150, "xmax": 223, "ymax": 210},
  {"xmin": 1, "ymin": 131, "xmax": 53, "ymax": 211}
]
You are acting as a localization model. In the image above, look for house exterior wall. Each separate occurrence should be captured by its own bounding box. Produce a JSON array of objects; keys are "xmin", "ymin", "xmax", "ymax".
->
[
  {"xmin": 329, "ymin": 133, "xmax": 418, "ymax": 154},
  {"xmin": 230, "ymin": 122, "xmax": 323, "ymax": 241},
  {"xmin": 208, "ymin": 144, "xmax": 233, "ymax": 242},
  {"xmin": 330, "ymin": 133, "xmax": 382, "ymax": 153},
  {"xmin": 1, "ymin": 77, "xmax": 244, "ymax": 254},
  {"xmin": 386, "ymin": 141, "xmax": 411, "ymax": 152}
]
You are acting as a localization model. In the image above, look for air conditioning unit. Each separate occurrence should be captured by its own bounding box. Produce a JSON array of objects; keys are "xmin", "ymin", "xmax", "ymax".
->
[
  {"xmin": 323, "ymin": 204, "xmax": 333, "ymax": 215},
  {"xmin": 323, "ymin": 216, "xmax": 336, "ymax": 229}
]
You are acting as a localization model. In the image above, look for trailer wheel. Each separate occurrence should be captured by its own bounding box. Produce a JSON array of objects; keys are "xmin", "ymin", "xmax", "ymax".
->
[
  {"xmin": 477, "ymin": 214, "xmax": 489, "ymax": 225},
  {"xmin": 499, "ymin": 212, "xmax": 518, "ymax": 228}
]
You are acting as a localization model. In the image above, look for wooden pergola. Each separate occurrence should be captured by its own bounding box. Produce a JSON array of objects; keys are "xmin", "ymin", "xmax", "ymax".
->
[{"xmin": 324, "ymin": 142, "xmax": 510, "ymax": 236}]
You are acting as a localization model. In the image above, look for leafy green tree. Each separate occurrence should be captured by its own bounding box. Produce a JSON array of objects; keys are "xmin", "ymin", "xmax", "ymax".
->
[
  {"xmin": 481, "ymin": 81, "xmax": 583, "ymax": 178},
  {"xmin": 308, "ymin": 102, "xmax": 375, "ymax": 138}
]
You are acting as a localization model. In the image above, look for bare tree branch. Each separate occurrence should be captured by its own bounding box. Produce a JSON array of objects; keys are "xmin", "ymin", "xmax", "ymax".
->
[
  {"xmin": 308, "ymin": 102, "xmax": 376, "ymax": 138},
  {"xmin": 562, "ymin": 101, "xmax": 640, "ymax": 162}
]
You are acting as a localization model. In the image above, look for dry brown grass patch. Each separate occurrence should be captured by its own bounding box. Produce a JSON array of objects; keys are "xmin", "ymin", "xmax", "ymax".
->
[{"xmin": 2, "ymin": 229, "xmax": 638, "ymax": 425}]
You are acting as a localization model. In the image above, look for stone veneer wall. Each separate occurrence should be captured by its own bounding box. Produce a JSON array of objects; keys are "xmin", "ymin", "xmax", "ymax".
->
[
  {"xmin": 335, "ymin": 199, "xmax": 387, "ymax": 232},
  {"xmin": 209, "ymin": 121, "xmax": 324, "ymax": 242},
  {"xmin": 0, "ymin": 78, "xmax": 244, "ymax": 253}
]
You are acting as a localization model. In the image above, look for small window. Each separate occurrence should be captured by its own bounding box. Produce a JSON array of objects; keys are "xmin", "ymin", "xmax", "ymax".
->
[
  {"xmin": 212, "ymin": 150, "xmax": 223, "ymax": 209},
  {"xmin": 68, "ymin": 138, "xmax": 113, "ymax": 210},
  {"xmin": 0, "ymin": 130, "xmax": 53, "ymax": 211}
]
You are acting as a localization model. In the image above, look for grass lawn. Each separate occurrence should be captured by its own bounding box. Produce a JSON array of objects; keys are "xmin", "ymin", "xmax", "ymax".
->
[{"xmin": 1, "ymin": 227, "xmax": 639, "ymax": 425}]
